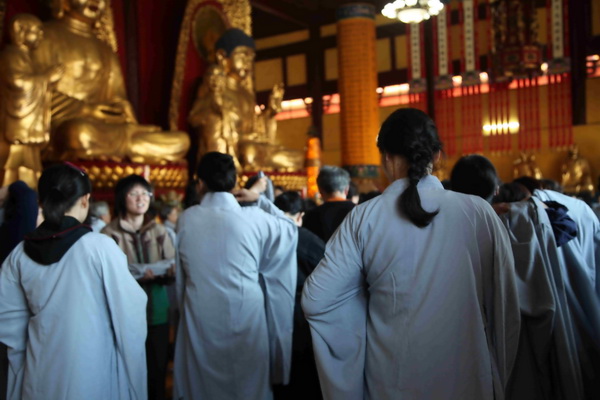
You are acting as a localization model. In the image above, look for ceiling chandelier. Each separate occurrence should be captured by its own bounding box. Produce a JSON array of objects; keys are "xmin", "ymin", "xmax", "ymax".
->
[{"xmin": 381, "ymin": 0, "xmax": 446, "ymax": 24}]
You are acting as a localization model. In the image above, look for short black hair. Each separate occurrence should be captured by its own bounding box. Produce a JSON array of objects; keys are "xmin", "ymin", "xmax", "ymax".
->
[
  {"xmin": 274, "ymin": 191, "xmax": 303, "ymax": 215},
  {"xmin": 513, "ymin": 176, "xmax": 542, "ymax": 194},
  {"xmin": 451, "ymin": 155, "xmax": 499, "ymax": 203},
  {"xmin": 114, "ymin": 175, "xmax": 152, "ymax": 217},
  {"xmin": 197, "ymin": 152, "xmax": 237, "ymax": 192}
]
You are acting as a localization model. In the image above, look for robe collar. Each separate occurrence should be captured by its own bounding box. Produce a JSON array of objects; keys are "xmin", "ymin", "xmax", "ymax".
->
[
  {"xmin": 383, "ymin": 174, "xmax": 443, "ymax": 196},
  {"xmin": 24, "ymin": 216, "xmax": 92, "ymax": 265},
  {"xmin": 200, "ymin": 191, "xmax": 241, "ymax": 210}
]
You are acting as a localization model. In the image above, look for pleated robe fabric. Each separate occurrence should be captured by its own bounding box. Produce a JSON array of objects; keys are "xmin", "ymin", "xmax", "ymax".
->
[
  {"xmin": 533, "ymin": 189, "xmax": 600, "ymax": 397},
  {"xmin": 173, "ymin": 193, "xmax": 297, "ymax": 400},
  {"xmin": 0, "ymin": 234, "xmax": 148, "ymax": 400},
  {"xmin": 302, "ymin": 175, "xmax": 521, "ymax": 400},
  {"xmin": 533, "ymin": 189, "xmax": 600, "ymax": 297},
  {"xmin": 501, "ymin": 199, "xmax": 583, "ymax": 400}
]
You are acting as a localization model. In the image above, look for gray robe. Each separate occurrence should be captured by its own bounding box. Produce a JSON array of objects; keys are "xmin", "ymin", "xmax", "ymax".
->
[
  {"xmin": 173, "ymin": 193, "xmax": 297, "ymax": 400},
  {"xmin": 500, "ymin": 199, "xmax": 583, "ymax": 399},
  {"xmin": 302, "ymin": 175, "xmax": 520, "ymax": 400},
  {"xmin": 0, "ymin": 234, "xmax": 148, "ymax": 400}
]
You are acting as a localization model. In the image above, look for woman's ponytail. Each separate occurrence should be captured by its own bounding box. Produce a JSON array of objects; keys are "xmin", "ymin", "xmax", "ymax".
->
[{"xmin": 378, "ymin": 108, "xmax": 442, "ymax": 228}]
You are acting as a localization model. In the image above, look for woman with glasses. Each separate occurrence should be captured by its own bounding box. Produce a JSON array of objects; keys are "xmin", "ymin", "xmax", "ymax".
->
[
  {"xmin": 0, "ymin": 164, "xmax": 147, "ymax": 399},
  {"xmin": 102, "ymin": 174, "xmax": 176, "ymax": 400}
]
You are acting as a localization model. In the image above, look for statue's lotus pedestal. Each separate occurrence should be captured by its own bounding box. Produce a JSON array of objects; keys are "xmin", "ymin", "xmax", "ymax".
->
[
  {"xmin": 66, "ymin": 160, "xmax": 189, "ymax": 202},
  {"xmin": 241, "ymin": 170, "xmax": 307, "ymax": 193}
]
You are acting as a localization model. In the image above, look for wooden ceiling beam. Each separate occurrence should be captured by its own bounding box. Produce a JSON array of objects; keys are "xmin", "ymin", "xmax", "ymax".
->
[{"xmin": 251, "ymin": 0, "xmax": 312, "ymax": 28}]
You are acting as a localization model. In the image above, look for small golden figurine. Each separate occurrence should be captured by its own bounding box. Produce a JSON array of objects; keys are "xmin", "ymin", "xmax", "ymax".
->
[
  {"xmin": 561, "ymin": 145, "xmax": 594, "ymax": 194},
  {"xmin": 513, "ymin": 151, "xmax": 543, "ymax": 180},
  {"xmin": 0, "ymin": 14, "xmax": 63, "ymax": 187}
]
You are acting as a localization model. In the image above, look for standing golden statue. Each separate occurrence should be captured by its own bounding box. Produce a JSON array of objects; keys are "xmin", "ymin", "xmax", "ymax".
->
[
  {"xmin": 23, "ymin": 0, "xmax": 189, "ymax": 164},
  {"xmin": 513, "ymin": 151, "xmax": 543, "ymax": 180},
  {"xmin": 189, "ymin": 28, "xmax": 302, "ymax": 171},
  {"xmin": 0, "ymin": 14, "xmax": 63, "ymax": 187},
  {"xmin": 561, "ymin": 145, "xmax": 594, "ymax": 194}
]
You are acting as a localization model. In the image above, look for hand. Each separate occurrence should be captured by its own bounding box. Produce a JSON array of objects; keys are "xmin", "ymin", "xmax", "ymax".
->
[
  {"xmin": 140, "ymin": 268, "xmax": 155, "ymax": 281},
  {"xmin": 233, "ymin": 188, "xmax": 260, "ymax": 203},
  {"xmin": 249, "ymin": 177, "xmax": 268, "ymax": 194},
  {"xmin": 167, "ymin": 264, "xmax": 176, "ymax": 278},
  {"xmin": 47, "ymin": 64, "xmax": 65, "ymax": 83},
  {"xmin": 83, "ymin": 102, "xmax": 128, "ymax": 124}
]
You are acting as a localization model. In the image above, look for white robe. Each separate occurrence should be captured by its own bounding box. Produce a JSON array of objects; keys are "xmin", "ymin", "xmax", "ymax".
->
[
  {"xmin": 533, "ymin": 189, "xmax": 600, "ymax": 296},
  {"xmin": 173, "ymin": 193, "xmax": 297, "ymax": 400},
  {"xmin": 302, "ymin": 175, "xmax": 520, "ymax": 400},
  {"xmin": 500, "ymin": 199, "xmax": 583, "ymax": 399},
  {"xmin": 0, "ymin": 233, "xmax": 148, "ymax": 400}
]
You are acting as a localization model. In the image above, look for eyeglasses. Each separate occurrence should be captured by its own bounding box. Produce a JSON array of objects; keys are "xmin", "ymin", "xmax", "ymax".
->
[{"xmin": 127, "ymin": 191, "xmax": 153, "ymax": 198}]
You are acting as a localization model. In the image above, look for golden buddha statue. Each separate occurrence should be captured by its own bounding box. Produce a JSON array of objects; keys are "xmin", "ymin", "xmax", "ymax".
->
[
  {"xmin": 28, "ymin": 0, "xmax": 189, "ymax": 163},
  {"xmin": 561, "ymin": 145, "xmax": 594, "ymax": 194},
  {"xmin": 189, "ymin": 28, "xmax": 302, "ymax": 172},
  {"xmin": 513, "ymin": 151, "xmax": 542, "ymax": 180},
  {"xmin": 0, "ymin": 14, "xmax": 63, "ymax": 187}
]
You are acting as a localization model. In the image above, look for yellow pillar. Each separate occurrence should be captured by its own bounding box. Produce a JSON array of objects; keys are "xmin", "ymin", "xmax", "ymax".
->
[{"xmin": 336, "ymin": 3, "xmax": 380, "ymax": 179}]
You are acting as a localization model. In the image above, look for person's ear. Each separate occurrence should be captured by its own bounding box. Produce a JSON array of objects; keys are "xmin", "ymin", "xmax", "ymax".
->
[
  {"xmin": 433, "ymin": 150, "xmax": 442, "ymax": 164},
  {"xmin": 81, "ymin": 193, "xmax": 91, "ymax": 208}
]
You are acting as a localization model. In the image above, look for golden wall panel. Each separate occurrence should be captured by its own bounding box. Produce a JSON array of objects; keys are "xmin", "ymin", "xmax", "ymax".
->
[
  {"xmin": 477, "ymin": 20, "xmax": 489, "ymax": 57},
  {"xmin": 286, "ymin": 54, "xmax": 307, "ymax": 86},
  {"xmin": 325, "ymin": 48, "xmax": 339, "ymax": 80},
  {"xmin": 255, "ymin": 58, "xmax": 283, "ymax": 92},
  {"xmin": 394, "ymin": 35, "xmax": 408, "ymax": 70},
  {"xmin": 255, "ymin": 30, "xmax": 309, "ymax": 50},
  {"xmin": 537, "ymin": 8, "xmax": 548, "ymax": 46},
  {"xmin": 587, "ymin": 78, "xmax": 600, "ymax": 124},
  {"xmin": 276, "ymin": 117, "xmax": 311, "ymax": 150},
  {"xmin": 593, "ymin": 1, "xmax": 600, "ymax": 36},
  {"xmin": 321, "ymin": 23, "xmax": 337, "ymax": 37},
  {"xmin": 376, "ymin": 38, "xmax": 392, "ymax": 72},
  {"xmin": 450, "ymin": 25, "xmax": 462, "ymax": 64}
]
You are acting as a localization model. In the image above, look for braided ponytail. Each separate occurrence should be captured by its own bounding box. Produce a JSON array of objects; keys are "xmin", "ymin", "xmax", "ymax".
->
[{"xmin": 378, "ymin": 108, "xmax": 442, "ymax": 227}]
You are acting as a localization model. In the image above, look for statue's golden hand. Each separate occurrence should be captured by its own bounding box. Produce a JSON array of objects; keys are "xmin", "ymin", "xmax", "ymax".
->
[
  {"xmin": 83, "ymin": 102, "xmax": 130, "ymax": 124},
  {"xmin": 47, "ymin": 64, "xmax": 65, "ymax": 84}
]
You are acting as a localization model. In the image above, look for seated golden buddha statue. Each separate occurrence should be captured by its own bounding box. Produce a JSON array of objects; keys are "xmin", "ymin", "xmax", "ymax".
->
[
  {"xmin": 29, "ymin": 0, "xmax": 189, "ymax": 163},
  {"xmin": 561, "ymin": 145, "xmax": 594, "ymax": 194},
  {"xmin": 513, "ymin": 151, "xmax": 542, "ymax": 180},
  {"xmin": 189, "ymin": 28, "xmax": 302, "ymax": 172}
]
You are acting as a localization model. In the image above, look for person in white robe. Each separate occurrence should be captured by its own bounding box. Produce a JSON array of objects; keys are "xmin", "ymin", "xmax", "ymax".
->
[
  {"xmin": 451, "ymin": 156, "xmax": 584, "ymax": 399},
  {"xmin": 173, "ymin": 152, "xmax": 297, "ymax": 400},
  {"xmin": 0, "ymin": 163, "xmax": 147, "ymax": 400},
  {"xmin": 302, "ymin": 109, "xmax": 520, "ymax": 400},
  {"xmin": 530, "ymin": 187, "xmax": 600, "ymax": 397}
]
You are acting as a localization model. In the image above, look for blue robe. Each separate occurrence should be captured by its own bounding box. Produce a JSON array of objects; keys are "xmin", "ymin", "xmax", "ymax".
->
[
  {"xmin": 302, "ymin": 175, "xmax": 521, "ymax": 400},
  {"xmin": 173, "ymin": 193, "xmax": 297, "ymax": 400},
  {"xmin": 0, "ymin": 233, "xmax": 148, "ymax": 400}
]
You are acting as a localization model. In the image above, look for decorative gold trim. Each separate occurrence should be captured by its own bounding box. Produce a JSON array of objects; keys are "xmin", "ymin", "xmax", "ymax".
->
[{"xmin": 169, "ymin": 0, "xmax": 252, "ymax": 131}]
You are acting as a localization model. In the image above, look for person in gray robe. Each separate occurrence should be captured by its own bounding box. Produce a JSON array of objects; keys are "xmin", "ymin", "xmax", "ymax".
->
[
  {"xmin": 0, "ymin": 164, "xmax": 147, "ymax": 400},
  {"xmin": 302, "ymin": 109, "xmax": 520, "ymax": 400},
  {"xmin": 173, "ymin": 152, "xmax": 297, "ymax": 400},
  {"xmin": 452, "ymin": 155, "xmax": 585, "ymax": 399}
]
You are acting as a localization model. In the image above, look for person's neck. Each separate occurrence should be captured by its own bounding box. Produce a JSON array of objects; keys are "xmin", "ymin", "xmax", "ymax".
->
[
  {"xmin": 62, "ymin": 14, "xmax": 94, "ymax": 36},
  {"xmin": 322, "ymin": 191, "xmax": 347, "ymax": 202},
  {"xmin": 123, "ymin": 214, "xmax": 145, "ymax": 231}
]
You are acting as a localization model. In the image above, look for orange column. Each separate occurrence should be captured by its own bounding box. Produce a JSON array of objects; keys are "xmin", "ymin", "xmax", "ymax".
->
[{"xmin": 336, "ymin": 3, "xmax": 380, "ymax": 179}]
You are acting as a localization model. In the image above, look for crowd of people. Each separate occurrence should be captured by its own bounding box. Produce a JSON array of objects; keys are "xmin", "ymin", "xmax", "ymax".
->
[{"xmin": 0, "ymin": 108, "xmax": 598, "ymax": 400}]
